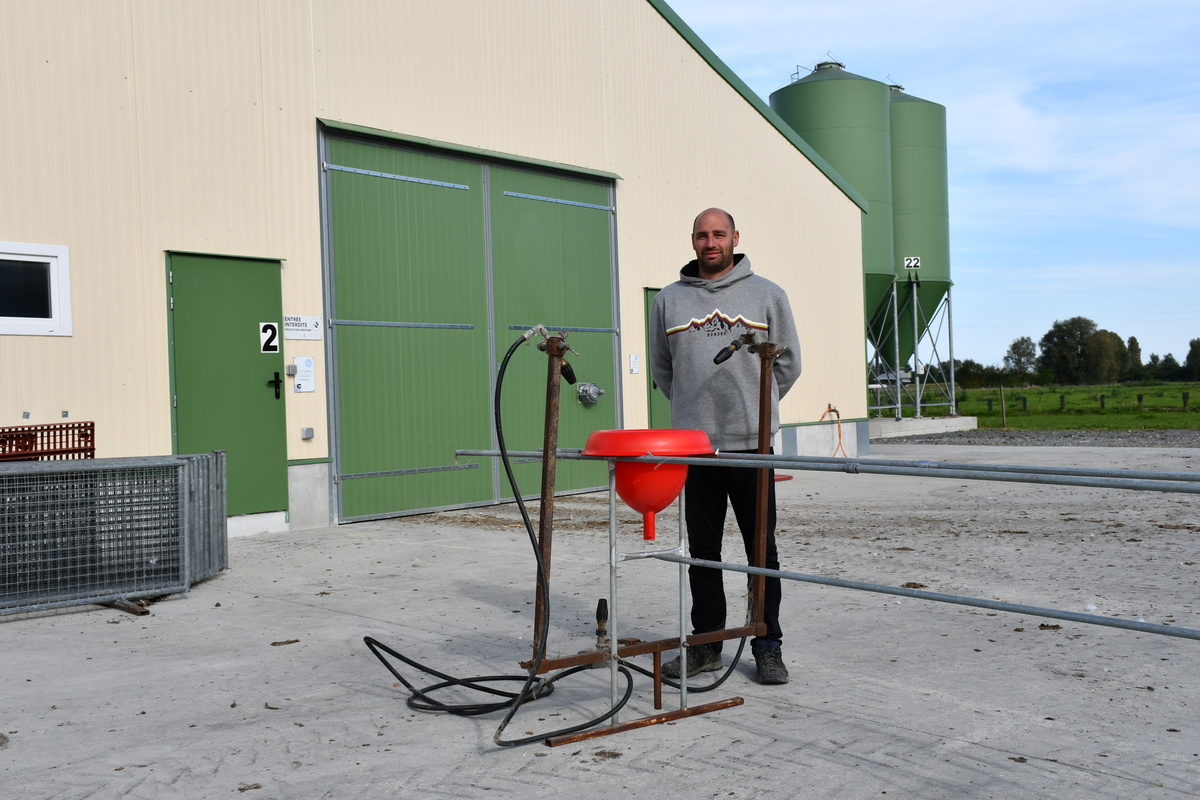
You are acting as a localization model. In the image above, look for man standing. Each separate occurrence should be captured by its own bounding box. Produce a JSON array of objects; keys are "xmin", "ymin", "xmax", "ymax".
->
[{"xmin": 648, "ymin": 208, "xmax": 801, "ymax": 685}]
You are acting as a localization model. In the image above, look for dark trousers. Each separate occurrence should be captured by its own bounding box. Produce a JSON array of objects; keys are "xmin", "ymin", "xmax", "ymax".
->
[{"xmin": 683, "ymin": 451, "xmax": 782, "ymax": 653}]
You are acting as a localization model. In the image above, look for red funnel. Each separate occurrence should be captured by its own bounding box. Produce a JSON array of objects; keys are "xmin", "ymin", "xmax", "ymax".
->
[{"xmin": 583, "ymin": 429, "xmax": 713, "ymax": 541}]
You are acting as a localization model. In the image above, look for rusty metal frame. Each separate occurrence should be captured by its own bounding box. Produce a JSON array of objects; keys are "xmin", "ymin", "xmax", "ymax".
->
[
  {"xmin": 0, "ymin": 421, "xmax": 95, "ymax": 462},
  {"xmin": 514, "ymin": 338, "xmax": 785, "ymax": 745},
  {"xmin": 463, "ymin": 328, "xmax": 1200, "ymax": 746},
  {"xmin": 519, "ymin": 331, "xmax": 761, "ymax": 744}
]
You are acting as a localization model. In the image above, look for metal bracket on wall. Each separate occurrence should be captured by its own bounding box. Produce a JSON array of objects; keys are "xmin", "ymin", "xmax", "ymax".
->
[
  {"xmin": 339, "ymin": 463, "xmax": 479, "ymax": 481},
  {"xmin": 324, "ymin": 163, "xmax": 469, "ymax": 191},
  {"xmin": 508, "ymin": 324, "xmax": 617, "ymax": 334},
  {"xmin": 332, "ymin": 320, "xmax": 475, "ymax": 330},
  {"xmin": 502, "ymin": 191, "xmax": 612, "ymax": 211}
]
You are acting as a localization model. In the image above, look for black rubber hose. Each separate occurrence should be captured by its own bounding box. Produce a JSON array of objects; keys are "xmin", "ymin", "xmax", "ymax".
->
[
  {"xmin": 362, "ymin": 331, "xmax": 634, "ymax": 748},
  {"xmin": 489, "ymin": 333, "xmax": 563, "ymax": 744},
  {"xmin": 618, "ymin": 636, "xmax": 748, "ymax": 693}
]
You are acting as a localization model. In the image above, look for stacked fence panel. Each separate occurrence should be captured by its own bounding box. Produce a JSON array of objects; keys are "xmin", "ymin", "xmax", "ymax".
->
[
  {"xmin": 182, "ymin": 451, "xmax": 228, "ymax": 585},
  {"xmin": 0, "ymin": 453, "xmax": 227, "ymax": 615}
]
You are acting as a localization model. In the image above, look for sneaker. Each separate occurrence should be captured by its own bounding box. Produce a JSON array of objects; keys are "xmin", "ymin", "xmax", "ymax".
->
[
  {"xmin": 753, "ymin": 647, "xmax": 789, "ymax": 685},
  {"xmin": 662, "ymin": 646, "xmax": 723, "ymax": 678}
]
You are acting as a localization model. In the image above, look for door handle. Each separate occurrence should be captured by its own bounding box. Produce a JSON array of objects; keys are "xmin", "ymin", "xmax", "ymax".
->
[{"xmin": 267, "ymin": 372, "xmax": 283, "ymax": 399}]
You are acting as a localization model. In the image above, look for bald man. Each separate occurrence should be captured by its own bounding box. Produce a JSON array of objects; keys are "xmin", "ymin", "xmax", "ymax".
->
[{"xmin": 649, "ymin": 208, "xmax": 801, "ymax": 685}]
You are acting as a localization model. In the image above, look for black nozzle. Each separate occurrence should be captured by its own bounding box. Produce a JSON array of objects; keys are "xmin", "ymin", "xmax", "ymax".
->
[
  {"xmin": 595, "ymin": 598, "xmax": 608, "ymax": 636},
  {"xmin": 561, "ymin": 360, "xmax": 577, "ymax": 385},
  {"xmin": 713, "ymin": 342, "xmax": 739, "ymax": 364}
]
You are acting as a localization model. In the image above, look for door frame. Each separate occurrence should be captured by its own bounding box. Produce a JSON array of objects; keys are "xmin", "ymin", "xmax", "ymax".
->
[
  {"xmin": 166, "ymin": 250, "xmax": 289, "ymax": 515},
  {"xmin": 644, "ymin": 287, "xmax": 672, "ymax": 429},
  {"xmin": 319, "ymin": 128, "xmax": 624, "ymax": 521}
]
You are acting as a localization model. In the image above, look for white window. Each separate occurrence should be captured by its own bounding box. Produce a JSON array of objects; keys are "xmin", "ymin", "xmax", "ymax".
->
[{"xmin": 0, "ymin": 241, "xmax": 72, "ymax": 336}]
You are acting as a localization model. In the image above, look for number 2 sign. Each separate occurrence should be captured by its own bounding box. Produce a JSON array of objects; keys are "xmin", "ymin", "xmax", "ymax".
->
[{"xmin": 260, "ymin": 322, "xmax": 280, "ymax": 353}]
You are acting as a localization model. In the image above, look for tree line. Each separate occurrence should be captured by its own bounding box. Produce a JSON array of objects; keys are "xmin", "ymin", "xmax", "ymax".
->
[{"xmin": 949, "ymin": 317, "xmax": 1200, "ymax": 389}]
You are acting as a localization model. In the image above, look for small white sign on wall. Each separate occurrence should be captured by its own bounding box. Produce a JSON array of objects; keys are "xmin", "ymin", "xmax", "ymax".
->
[
  {"xmin": 284, "ymin": 315, "xmax": 323, "ymax": 340},
  {"xmin": 293, "ymin": 356, "xmax": 315, "ymax": 393}
]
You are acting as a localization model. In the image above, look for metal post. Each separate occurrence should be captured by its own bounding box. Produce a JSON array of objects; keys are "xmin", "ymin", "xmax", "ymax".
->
[
  {"xmin": 533, "ymin": 336, "xmax": 567, "ymax": 659},
  {"xmin": 607, "ymin": 463, "xmax": 620, "ymax": 722},
  {"xmin": 892, "ymin": 284, "xmax": 902, "ymax": 421},
  {"xmin": 678, "ymin": 490, "xmax": 688, "ymax": 708},
  {"xmin": 750, "ymin": 341, "xmax": 777, "ymax": 635},
  {"xmin": 947, "ymin": 286, "xmax": 957, "ymax": 417},
  {"xmin": 912, "ymin": 282, "xmax": 923, "ymax": 419}
]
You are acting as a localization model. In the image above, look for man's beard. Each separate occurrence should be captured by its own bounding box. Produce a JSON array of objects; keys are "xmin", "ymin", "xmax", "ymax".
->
[{"xmin": 699, "ymin": 250, "xmax": 733, "ymax": 275}]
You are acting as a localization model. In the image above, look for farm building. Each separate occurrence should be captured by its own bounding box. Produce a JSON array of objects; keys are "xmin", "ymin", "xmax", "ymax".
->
[{"xmin": 0, "ymin": 0, "xmax": 868, "ymax": 531}]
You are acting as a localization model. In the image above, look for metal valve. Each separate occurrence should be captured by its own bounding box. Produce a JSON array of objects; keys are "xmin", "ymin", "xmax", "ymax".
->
[
  {"xmin": 594, "ymin": 598, "xmax": 610, "ymax": 653},
  {"xmin": 714, "ymin": 332, "xmax": 756, "ymax": 364},
  {"xmin": 577, "ymin": 382, "xmax": 604, "ymax": 404},
  {"xmin": 713, "ymin": 332, "xmax": 785, "ymax": 365}
]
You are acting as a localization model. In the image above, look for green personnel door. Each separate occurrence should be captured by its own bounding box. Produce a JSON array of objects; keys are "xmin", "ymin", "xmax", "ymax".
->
[
  {"xmin": 168, "ymin": 253, "xmax": 288, "ymax": 516},
  {"xmin": 324, "ymin": 134, "xmax": 617, "ymax": 520}
]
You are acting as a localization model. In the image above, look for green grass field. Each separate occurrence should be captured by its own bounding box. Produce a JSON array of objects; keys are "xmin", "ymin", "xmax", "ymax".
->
[{"xmin": 904, "ymin": 382, "xmax": 1200, "ymax": 431}]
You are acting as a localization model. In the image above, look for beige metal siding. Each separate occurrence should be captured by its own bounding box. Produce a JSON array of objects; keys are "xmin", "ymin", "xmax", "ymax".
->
[
  {"xmin": 1, "ymin": 2, "xmax": 163, "ymax": 454},
  {"xmin": 0, "ymin": 0, "xmax": 864, "ymax": 462},
  {"xmin": 311, "ymin": 0, "xmax": 866, "ymax": 425},
  {"xmin": 0, "ymin": 0, "xmax": 326, "ymax": 458}
]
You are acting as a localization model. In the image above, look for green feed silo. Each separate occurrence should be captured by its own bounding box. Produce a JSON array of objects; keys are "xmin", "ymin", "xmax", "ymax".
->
[
  {"xmin": 769, "ymin": 62, "xmax": 896, "ymax": 335},
  {"xmin": 889, "ymin": 85, "xmax": 950, "ymax": 370}
]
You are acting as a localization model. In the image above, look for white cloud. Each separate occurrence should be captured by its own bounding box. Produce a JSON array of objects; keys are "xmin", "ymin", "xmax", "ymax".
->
[
  {"xmin": 669, "ymin": 0, "xmax": 1200, "ymax": 228},
  {"xmin": 666, "ymin": 0, "xmax": 1200, "ymax": 362}
]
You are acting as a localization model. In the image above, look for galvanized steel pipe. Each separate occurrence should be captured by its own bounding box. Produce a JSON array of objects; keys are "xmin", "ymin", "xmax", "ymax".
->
[
  {"xmin": 653, "ymin": 554, "xmax": 1200, "ymax": 642},
  {"xmin": 455, "ymin": 448, "xmax": 1200, "ymax": 494},
  {"xmin": 454, "ymin": 446, "xmax": 1200, "ymax": 642},
  {"xmin": 718, "ymin": 451, "xmax": 1200, "ymax": 484}
]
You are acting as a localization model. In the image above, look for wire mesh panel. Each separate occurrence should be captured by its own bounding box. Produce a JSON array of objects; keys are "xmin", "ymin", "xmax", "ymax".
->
[
  {"xmin": 1, "ymin": 453, "xmax": 226, "ymax": 615},
  {"xmin": 182, "ymin": 451, "xmax": 228, "ymax": 585}
]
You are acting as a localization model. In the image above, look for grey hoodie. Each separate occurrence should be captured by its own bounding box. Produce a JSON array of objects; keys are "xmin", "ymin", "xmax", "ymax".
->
[{"xmin": 649, "ymin": 254, "xmax": 801, "ymax": 451}]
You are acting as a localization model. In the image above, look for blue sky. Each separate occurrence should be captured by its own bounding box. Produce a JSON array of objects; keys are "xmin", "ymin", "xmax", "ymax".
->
[{"xmin": 666, "ymin": 0, "xmax": 1200, "ymax": 367}]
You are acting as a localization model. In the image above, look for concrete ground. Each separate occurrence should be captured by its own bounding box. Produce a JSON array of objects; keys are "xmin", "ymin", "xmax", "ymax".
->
[{"xmin": 3, "ymin": 444, "xmax": 1198, "ymax": 799}]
